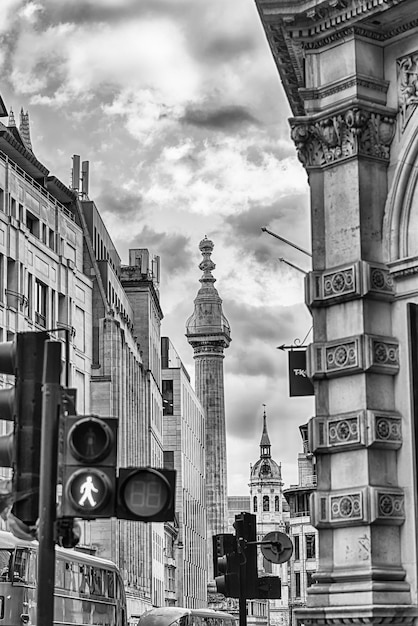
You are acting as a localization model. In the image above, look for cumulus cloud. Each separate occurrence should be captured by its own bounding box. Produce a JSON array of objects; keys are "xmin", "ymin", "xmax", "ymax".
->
[
  {"xmin": 119, "ymin": 226, "xmax": 193, "ymax": 277},
  {"xmin": 181, "ymin": 104, "xmax": 258, "ymax": 131}
]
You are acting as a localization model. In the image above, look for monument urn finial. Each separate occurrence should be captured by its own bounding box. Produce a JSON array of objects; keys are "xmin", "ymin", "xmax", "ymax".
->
[{"xmin": 199, "ymin": 236, "xmax": 216, "ymax": 285}]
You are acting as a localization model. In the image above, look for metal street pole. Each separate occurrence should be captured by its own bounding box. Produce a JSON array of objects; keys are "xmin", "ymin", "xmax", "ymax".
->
[
  {"xmin": 239, "ymin": 566, "xmax": 247, "ymax": 626},
  {"xmin": 261, "ymin": 226, "xmax": 312, "ymax": 257},
  {"xmin": 37, "ymin": 340, "xmax": 62, "ymax": 626}
]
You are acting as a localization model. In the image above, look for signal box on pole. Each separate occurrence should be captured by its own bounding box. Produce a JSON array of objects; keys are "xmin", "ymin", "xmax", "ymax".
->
[
  {"xmin": 213, "ymin": 533, "xmax": 240, "ymax": 598},
  {"xmin": 61, "ymin": 415, "xmax": 118, "ymax": 519}
]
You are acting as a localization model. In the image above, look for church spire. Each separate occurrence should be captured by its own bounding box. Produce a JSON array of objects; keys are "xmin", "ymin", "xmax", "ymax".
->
[
  {"xmin": 260, "ymin": 406, "xmax": 271, "ymax": 458},
  {"xmin": 19, "ymin": 108, "xmax": 33, "ymax": 151}
]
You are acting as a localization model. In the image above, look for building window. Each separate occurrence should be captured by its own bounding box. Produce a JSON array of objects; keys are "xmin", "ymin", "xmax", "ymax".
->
[
  {"xmin": 35, "ymin": 279, "xmax": 47, "ymax": 327},
  {"xmin": 26, "ymin": 210, "xmax": 40, "ymax": 238},
  {"xmin": 253, "ymin": 496, "xmax": 257, "ymax": 512},
  {"xmin": 48, "ymin": 228, "xmax": 55, "ymax": 250},
  {"xmin": 263, "ymin": 495, "xmax": 269, "ymax": 511},
  {"xmin": 166, "ymin": 565, "xmax": 175, "ymax": 592},
  {"xmin": 275, "ymin": 495, "xmax": 280, "ymax": 511},
  {"xmin": 294, "ymin": 535, "xmax": 300, "ymax": 560},
  {"xmin": 295, "ymin": 492, "xmax": 310, "ymax": 516},
  {"xmin": 263, "ymin": 557, "xmax": 272, "ymax": 574},
  {"xmin": 162, "ymin": 380, "xmax": 174, "ymax": 415},
  {"xmin": 295, "ymin": 572, "xmax": 301, "ymax": 598},
  {"xmin": 307, "ymin": 571, "xmax": 314, "ymax": 588},
  {"xmin": 306, "ymin": 534, "xmax": 316, "ymax": 559}
]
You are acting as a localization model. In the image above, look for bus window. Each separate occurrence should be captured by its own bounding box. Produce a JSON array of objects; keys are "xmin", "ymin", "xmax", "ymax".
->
[
  {"xmin": 106, "ymin": 571, "xmax": 115, "ymax": 598},
  {"xmin": 13, "ymin": 549, "xmax": 29, "ymax": 582},
  {"xmin": 28, "ymin": 550, "xmax": 37, "ymax": 584},
  {"xmin": 91, "ymin": 567, "xmax": 103, "ymax": 595},
  {"xmin": 55, "ymin": 559, "xmax": 65, "ymax": 588},
  {"xmin": 0, "ymin": 549, "xmax": 12, "ymax": 581},
  {"xmin": 79, "ymin": 564, "xmax": 90, "ymax": 594}
]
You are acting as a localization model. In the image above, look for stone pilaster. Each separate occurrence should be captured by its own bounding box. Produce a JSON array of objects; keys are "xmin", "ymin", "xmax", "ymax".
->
[{"xmin": 254, "ymin": 0, "xmax": 418, "ymax": 622}]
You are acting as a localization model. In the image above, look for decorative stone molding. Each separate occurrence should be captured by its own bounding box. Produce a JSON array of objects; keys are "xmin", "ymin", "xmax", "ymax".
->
[
  {"xmin": 290, "ymin": 106, "xmax": 396, "ymax": 168},
  {"xmin": 293, "ymin": 604, "xmax": 418, "ymax": 626},
  {"xmin": 398, "ymin": 50, "xmax": 418, "ymax": 132},
  {"xmin": 370, "ymin": 487, "xmax": 405, "ymax": 525},
  {"xmin": 306, "ymin": 261, "xmax": 394, "ymax": 307},
  {"xmin": 313, "ymin": 488, "xmax": 366, "ymax": 527},
  {"xmin": 309, "ymin": 410, "xmax": 402, "ymax": 453},
  {"xmin": 308, "ymin": 334, "xmax": 399, "ymax": 379},
  {"xmin": 312, "ymin": 486, "xmax": 405, "ymax": 527}
]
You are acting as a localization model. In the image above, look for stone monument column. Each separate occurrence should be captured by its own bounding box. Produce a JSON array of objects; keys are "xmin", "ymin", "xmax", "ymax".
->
[
  {"xmin": 255, "ymin": 1, "xmax": 418, "ymax": 625},
  {"xmin": 186, "ymin": 237, "xmax": 231, "ymax": 546}
]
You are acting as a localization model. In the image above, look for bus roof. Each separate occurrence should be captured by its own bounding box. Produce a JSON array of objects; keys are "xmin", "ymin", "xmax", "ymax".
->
[
  {"xmin": 0, "ymin": 530, "xmax": 118, "ymax": 569},
  {"xmin": 138, "ymin": 608, "xmax": 236, "ymax": 626}
]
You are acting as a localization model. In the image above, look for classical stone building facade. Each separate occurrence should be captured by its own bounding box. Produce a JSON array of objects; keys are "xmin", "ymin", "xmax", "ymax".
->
[
  {"xmin": 186, "ymin": 238, "xmax": 231, "ymax": 566},
  {"xmin": 255, "ymin": 1, "xmax": 418, "ymax": 624},
  {"xmin": 161, "ymin": 336, "xmax": 207, "ymax": 606},
  {"xmin": 283, "ymin": 425, "xmax": 318, "ymax": 619}
]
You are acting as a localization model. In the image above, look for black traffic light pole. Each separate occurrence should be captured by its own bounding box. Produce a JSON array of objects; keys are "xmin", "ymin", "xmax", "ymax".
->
[
  {"xmin": 37, "ymin": 341, "xmax": 62, "ymax": 626},
  {"xmin": 238, "ymin": 560, "xmax": 247, "ymax": 626}
]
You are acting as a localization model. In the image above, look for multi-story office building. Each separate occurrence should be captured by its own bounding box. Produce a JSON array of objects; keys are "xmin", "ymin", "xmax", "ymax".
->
[
  {"xmin": 161, "ymin": 336, "xmax": 207, "ymax": 607},
  {"xmin": 0, "ymin": 109, "xmax": 92, "ymax": 422},
  {"xmin": 283, "ymin": 426, "xmax": 318, "ymax": 621},
  {"xmin": 78, "ymin": 193, "xmax": 166, "ymax": 614},
  {"xmin": 0, "ymin": 98, "xmax": 168, "ymax": 621}
]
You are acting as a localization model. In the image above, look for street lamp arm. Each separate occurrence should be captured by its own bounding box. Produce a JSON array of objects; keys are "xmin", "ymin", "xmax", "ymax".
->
[{"xmin": 261, "ymin": 226, "xmax": 312, "ymax": 257}]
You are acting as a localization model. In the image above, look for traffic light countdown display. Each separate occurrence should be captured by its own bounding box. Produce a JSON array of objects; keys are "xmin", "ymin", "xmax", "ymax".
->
[
  {"xmin": 117, "ymin": 467, "xmax": 175, "ymax": 522},
  {"xmin": 62, "ymin": 414, "xmax": 176, "ymax": 522}
]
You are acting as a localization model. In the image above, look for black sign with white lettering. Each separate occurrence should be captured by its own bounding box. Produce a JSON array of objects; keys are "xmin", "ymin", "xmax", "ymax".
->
[{"xmin": 288, "ymin": 350, "xmax": 314, "ymax": 397}]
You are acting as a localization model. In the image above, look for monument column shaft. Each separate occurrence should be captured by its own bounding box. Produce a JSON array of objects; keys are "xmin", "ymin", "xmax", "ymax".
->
[{"xmin": 195, "ymin": 352, "xmax": 228, "ymax": 535}]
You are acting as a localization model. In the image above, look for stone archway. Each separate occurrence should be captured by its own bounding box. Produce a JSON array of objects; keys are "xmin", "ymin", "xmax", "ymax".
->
[{"xmin": 384, "ymin": 121, "xmax": 418, "ymax": 263}]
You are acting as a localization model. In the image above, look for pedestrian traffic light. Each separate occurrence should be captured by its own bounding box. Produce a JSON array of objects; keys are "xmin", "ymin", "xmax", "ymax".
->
[
  {"xmin": 234, "ymin": 512, "xmax": 258, "ymax": 598},
  {"xmin": 116, "ymin": 467, "xmax": 175, "ymax": 522},
  {"xmin": 61, "ymin": 415, "xmax": 117, "ymax": 519},
  {"xmin": 0, "ymin": 331, "xmax": 49, "ymax": 525},
  {"xmin": 213, "ymin": 533, "xmax": 240, "ymax": 598}
]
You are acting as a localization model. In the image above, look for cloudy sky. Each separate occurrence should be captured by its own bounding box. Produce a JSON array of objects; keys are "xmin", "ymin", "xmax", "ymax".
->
[{"xmin": 1, "ymin": 0, "xmax": 314, "ymax": 494}]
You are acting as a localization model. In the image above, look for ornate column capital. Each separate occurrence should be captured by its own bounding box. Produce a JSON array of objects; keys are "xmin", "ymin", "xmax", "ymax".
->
[{"xmin": 290, "ymin": 104, "xmax": 397, "ymax": 168}]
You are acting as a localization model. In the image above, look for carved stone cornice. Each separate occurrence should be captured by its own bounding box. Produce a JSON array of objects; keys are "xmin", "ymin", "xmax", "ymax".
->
[
  {"xmin": 289, "ymin": 104, "xmax": 397, "ymax": 168},
  {"xmin": 256, "ymin": 0, "xmax": 418, "ymax": 115}
]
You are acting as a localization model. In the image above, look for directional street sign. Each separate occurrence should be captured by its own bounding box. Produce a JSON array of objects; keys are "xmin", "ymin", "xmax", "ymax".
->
[{"xmin": 261, "ymin": 531, "xmax": 293, "ymax": 564}]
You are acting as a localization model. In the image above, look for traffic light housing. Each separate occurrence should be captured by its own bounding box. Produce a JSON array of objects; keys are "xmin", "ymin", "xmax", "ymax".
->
[
  {"xmin": 116, "ymin": 467, "xmax": 175, "ymax": 522},
  {"xmin": 0, "ymin": 331, "xmax": 49, "ymax": 525},
  {"xmin": 213, "ymin": 533, "xmax": 240, "ymax": 598},
  {"xmin": 234, "ymin": 512, "xmax": 258, "ymax": 598},
  {"xmin": 61, "ymin": 415, "xmax": 117, "ymax": 519},
  {"xmin": 256, "ymin": 575, "xmax": 281, "ymax": 599}
]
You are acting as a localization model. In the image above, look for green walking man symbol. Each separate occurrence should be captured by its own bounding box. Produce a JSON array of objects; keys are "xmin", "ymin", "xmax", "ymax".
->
[{"xmin": 79, "ymin": 476, "xmax": 99, "ymax": 507}]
